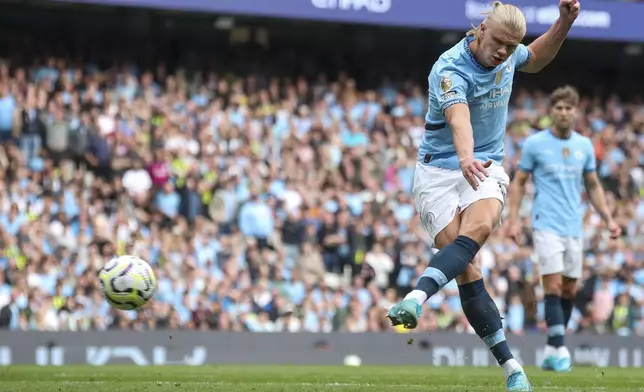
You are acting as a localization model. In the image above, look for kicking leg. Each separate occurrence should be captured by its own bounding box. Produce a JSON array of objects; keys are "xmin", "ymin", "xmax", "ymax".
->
[
  {"xmin": 387, "ymin": 177, "xmax": 492, "ymax": 329},
  {"xmin": 387, "ymin": 209, "xmax": 479, "ymax": 328},
  {"xmin": 390, "ymin": 197, "xmax": 531, "ymax": 391}
]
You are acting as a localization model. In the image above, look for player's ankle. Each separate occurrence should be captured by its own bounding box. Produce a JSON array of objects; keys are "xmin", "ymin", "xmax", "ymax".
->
[
  {"xmin": 502, "ymin": 358, "xmax": 522, "ymax": 378},
  {"xmin": 404, "ymin": 290, "xmax": 427, "ymax": 305},
  {"xmin": 544, "ymin": 345, "xmax": 558, "ymax": 356}
]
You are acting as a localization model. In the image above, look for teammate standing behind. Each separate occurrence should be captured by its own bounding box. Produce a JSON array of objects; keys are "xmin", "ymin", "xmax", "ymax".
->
[
  {"xmin": 507, "ymin": 86, "xmax": 621, "ymax": 372},
  {"xmin": 386, "ymin": 1, "xmax": 581, "ymax": 391}
]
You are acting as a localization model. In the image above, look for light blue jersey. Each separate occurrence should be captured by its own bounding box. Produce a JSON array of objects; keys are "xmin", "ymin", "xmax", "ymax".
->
[
  {"xmin": 517, "ymin": 129, "xmax": 596, "ymax": 238},
  {"xmin": 418, "ymin": 35, "xmax": 531, "ymax": 169}
]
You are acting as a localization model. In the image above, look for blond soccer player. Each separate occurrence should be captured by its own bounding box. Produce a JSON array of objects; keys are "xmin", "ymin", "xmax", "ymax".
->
[{"xmin": 386, "ymin": 1, "xmax": 580, "ymax": 391}]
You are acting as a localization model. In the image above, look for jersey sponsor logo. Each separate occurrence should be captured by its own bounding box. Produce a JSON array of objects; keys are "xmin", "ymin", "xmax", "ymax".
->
[
  {"xmin": 440, "ymin": 76, "xmax": 453, "ymax": 93},
  {"xmin": 479, "ymin": 85, "xmax": 511, "ymax": 110},
  {"xmin": 480, "ymin": 101, "xmax": 508, "ymax": 110},
  {"xmin": 479, "ymin": 99, "xmax": 509, "ymax": 110},
  {"xmin": 488, "ymin": 86, "xmax": 511, "ymax": 99},
  {"xmin": 543, "ymin": 163, "xmax": 583, "ymax": 180}
]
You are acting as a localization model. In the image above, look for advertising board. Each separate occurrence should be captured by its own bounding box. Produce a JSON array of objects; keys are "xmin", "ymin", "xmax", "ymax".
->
[
  {"xmin": 50, "ymin": 0, "xmax": 644, "ymax": 42},
  {"xmin": 1, "ymin": 331, "xmax": 642, "ymax": 367}
]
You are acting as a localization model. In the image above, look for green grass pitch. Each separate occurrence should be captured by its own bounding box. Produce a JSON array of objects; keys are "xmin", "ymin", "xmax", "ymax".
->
[{"xmin": 1, "ymin": 365, "xmax": 643, "ymax": 391}]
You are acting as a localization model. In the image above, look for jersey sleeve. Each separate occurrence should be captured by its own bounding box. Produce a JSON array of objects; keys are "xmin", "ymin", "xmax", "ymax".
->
[
  {"xmin": 517, "ymin": 137, "xmax": 536, "ymax": 173},
  {"xmin": 512, "ymin": 44, "xmax": 532, "ymax": 71},
  {"xmin": 584, "ymin": 139, "xmax": 597, "ymax": 173},
  {"xmin": 429, "ymin": 65, "xmax": 470, "ymax": 114}
]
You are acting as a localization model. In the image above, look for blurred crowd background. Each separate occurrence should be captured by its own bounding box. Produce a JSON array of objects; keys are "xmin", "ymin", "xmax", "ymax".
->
[{"xmin": 0, "ymin": 2, "xmax": 642, "ymax": 336}]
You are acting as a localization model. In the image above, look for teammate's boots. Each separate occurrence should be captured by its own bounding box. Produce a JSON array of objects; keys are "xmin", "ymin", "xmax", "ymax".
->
[
  {"xmin": 506, "ymin": 369, "xmax": 533, "ymax": 392},
  {"xmin": 386, "ymin": 299, "xmax": 421, "ymax": 329},
  {"xmin": 553, "ymin": 356, "xmax": 573, "ymax": 372},
  {"xmin": 541, "ymin": 355, "xmax": 557, "ymax": 371}
]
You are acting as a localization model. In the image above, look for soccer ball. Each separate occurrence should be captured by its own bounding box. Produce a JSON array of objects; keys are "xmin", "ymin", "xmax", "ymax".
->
[{"xmin": 98, "ymin": 255, "xmax": 157, "ymax": 310}]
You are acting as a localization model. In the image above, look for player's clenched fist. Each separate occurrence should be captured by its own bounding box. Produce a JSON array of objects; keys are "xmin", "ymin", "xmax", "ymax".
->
[
  {"xmin": 559, "ymin": 0, "xmax": 580, "ymax": 24},
  {"xmin": 459, "ymin": 157, "xmax": 492, "ymax": 191}
]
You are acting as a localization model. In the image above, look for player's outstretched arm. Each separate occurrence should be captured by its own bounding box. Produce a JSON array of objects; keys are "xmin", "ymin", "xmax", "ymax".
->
[
  {"xmin": 583, "ymin": 171, "xmax": 622, "ymax": 239},
  {"xmin": 445, "ymin": 103, "xmax": 491, "ymax": 191},
  {"xmin": 519, "ymin": 0, "xmax": 580, "ymax": 74}
]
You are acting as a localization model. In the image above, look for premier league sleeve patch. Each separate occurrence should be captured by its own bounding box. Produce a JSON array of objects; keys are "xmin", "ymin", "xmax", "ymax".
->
[{"xmin": 440, "ymin": 76, "xmax": 453, "ymax": 93}]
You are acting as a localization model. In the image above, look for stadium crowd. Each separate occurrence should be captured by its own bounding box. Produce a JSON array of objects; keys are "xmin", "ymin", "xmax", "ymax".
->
[{"xmin": 0, "ymin": 45, "xmax": 642, "ymax": 336}]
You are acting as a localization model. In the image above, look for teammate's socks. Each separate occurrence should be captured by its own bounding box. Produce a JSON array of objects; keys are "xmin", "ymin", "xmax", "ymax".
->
[
  {"xmin": 407, "ymin": 235, "xmax": 480, "ymax": 302},
  {"xmin": 558, "ymin": 345, "xmax": 571, "ymax": 359},
  {"xmin": 543, "ymin": 345, "xmax": 558, "ymax": 359},
  {"xmin": 561, "ymin": 297, "xmax": 574, "ymax": 328},
  {"xmin": 459, "ymin": 279, "xmax": 514, "ymax": 365},
  {"xmin": 544, "ymin": 294, "xmax": 565, "ymax": 348}
]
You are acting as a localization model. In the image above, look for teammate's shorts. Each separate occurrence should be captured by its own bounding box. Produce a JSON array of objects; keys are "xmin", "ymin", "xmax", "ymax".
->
[
  {"xmin": 413, "ymin": 162, "xmax": 510, "ymax": 247},
  {"xmin": 532, "ymin": 230, "xmax": 583, "ymax": 279}
]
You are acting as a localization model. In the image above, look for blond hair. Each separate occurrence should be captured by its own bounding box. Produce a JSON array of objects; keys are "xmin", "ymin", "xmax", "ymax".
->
[{"xmin": 467, "ymin": 1, "xmax": 527, "ymax": 40}]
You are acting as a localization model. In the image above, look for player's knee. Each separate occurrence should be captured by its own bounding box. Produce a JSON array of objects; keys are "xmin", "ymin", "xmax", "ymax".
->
[
  {"xmin": 459, "ymin": 219, "xmax": 494, "ymax": 245},
  {"xmin": 542, "ymin": 274, "xmax": 563, "ymax": 296},
  {"xmin": 562, "ymin": 280, "xmax": 578, "ymax": 298},
  {"xmin": 562, "ymin": 287, "xmax": 577, "ymax": 299},
  {"xmin": 456, "ymin": 263, "xmax": 482, "ymax": 285}
]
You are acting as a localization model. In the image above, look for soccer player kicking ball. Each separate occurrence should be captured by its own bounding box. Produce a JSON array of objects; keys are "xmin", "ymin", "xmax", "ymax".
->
[
  {"xmin": 507, "ymin": 86, "xmax": 622, "ymax": 373},
  {"xmin": 386, "ymin": 1, "xmax": 580, "ymax": 391}
]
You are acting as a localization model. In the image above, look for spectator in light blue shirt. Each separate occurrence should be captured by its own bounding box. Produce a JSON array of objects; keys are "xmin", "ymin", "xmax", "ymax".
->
[
  {"xmin": 0, "ymin": 204, "xmax": 27, "ymax": 237},
  {"xmin": 599, "ymin": 142, "xmax": 626, "ymax": 178},
  {"xmin": 0, "ymin": 83, "xmax": 15, "ymax": 141},
  {"xmin": 155, "ymin": 182, "xmax": 181, "ymax": 219},
  {"xmin": 397, "ymin": 162, "xmax": 415, "ymax": 194},
  {"xmin": 341, "ymin": 125, "xmax": 368, "ymax": 149},
  {"xmin": 238, "ymin": 190, "xmax": 274, "ymax": 244},
  {"xmin": 506, "ymin": 295, "xmax": 525, "ymax": 334}
]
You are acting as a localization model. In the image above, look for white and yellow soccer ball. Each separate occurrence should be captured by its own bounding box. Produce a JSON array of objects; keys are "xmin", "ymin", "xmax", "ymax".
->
[{"xmin": 99, "ymin": 255, "xmax": 157, "ymax": 310}]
